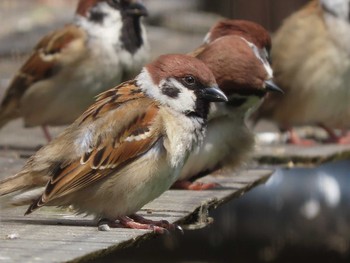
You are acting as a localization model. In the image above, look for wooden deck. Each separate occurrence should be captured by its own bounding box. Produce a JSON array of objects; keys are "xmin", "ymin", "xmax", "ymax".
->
[
  {"xmin": 254, "ymin": 132, "xmax": 350, "ymax": 166},
  {"xmin": 255, "ymin": 143, "xmax": 350, "ymax": 166},
  {"xmin": 0, "ymin": 146, "xmax": 272, "ymax": 262}
]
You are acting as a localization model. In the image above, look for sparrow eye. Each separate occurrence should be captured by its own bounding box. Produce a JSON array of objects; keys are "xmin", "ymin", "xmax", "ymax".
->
[{"xmin": 183, "ymin": 75, "xmax": 196, "ymax": 86}]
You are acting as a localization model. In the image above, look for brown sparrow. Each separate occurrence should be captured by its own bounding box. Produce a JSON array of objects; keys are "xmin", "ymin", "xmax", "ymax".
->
[
  {"xmin": 0, "ymin": 54, "xmax": 227, "ymax": 233},
  {"xmin": 252, "ymin": 0, "xmax": 350, "ymax": 145},
  {"xmin": 173, "ymin": 21, "xmax": 282, "ymax": 190},
  {"xmin": 0, "ymin": 0, "xmax": 149, "ymax": 141}
]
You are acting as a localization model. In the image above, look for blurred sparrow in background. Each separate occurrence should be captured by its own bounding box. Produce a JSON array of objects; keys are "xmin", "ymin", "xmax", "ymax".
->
[
  {"xmin": 252, "ymin": 0, "xmax": 350, "ymax": 145},
  {"xmin": 0, "ymin": 0, "xmax": 149, "ymax": 141}
]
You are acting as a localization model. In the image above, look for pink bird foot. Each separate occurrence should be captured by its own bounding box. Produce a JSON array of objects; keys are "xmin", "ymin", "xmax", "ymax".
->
[
  {"xmin": 172, "ymin": 180, "xmax": 221, "ymax": 190},
  {"xmin": 98, "ymin": 214, "xmax": 183, "ymax": 234}
]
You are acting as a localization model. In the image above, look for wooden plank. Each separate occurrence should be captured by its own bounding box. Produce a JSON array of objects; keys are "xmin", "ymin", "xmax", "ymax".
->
[
  {"xmin": 254, "ymin": 143, "xmax": 350, "ymax": 167},
  {"xmin": 0, "ymin": 156, "xmax": 273, "ymax": 263},
  {"xmin": 252, "ymin": 126, "xmax": 350, "ymax": 166}
]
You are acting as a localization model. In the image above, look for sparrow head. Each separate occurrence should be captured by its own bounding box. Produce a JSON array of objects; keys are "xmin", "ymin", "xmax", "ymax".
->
[
  {"xmin": 137, "ymin": 54, "xmax": 227, "ymax": 118},
  {"xmin": 196, "ymin": 36, "xmax": 282, "ymax": 109},
  {"xmin": 76, "ymin": 0, "xmax": 148, "ymax": 18},
  {"xmin": 320, "ymin": 0, "xmax": 350, "ymax": 20},
  {"xmin": 75, "ymin": 0, "xmax": 148, "ymax": 54}
]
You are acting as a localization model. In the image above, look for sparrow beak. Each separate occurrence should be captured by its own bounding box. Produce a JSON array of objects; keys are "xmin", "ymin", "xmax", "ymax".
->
[
  {"xmin": 265, "ymin": 80, "xmax": 284, "ymax": 94},
  {"xmin": 126, "ymin": 2, "xmax": 148, "ymax": 17},
  {"xmin": 201, "ymin": 85, "xmax": 228, "ymax": 102}
]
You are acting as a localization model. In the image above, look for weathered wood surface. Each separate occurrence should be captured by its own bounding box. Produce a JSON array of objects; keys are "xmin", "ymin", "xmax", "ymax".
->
[
  {"xmin": 255, "ymin": 143, "xmax": 350, "ymax": 166},
  {"xmin": 254, "ymin": 131, "xmax": 350, "ymax": 166},
  {"xmin": 0, "ymin": 154, "xmax": 272, "ymax": 263}
]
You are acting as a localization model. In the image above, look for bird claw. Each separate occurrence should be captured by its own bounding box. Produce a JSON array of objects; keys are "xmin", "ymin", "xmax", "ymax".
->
[
  {"xmin": 172, "ymin": 180, "xmax": 220, "ymax": 190},
  {"xmin": 175, "ymin": 224, "xmax": 184, "ymax": 234},
  {"xmin": 150, "ymin": 225, "xmax": 170, "ymax": 235},
  {"xmin": 98, "ymin": 215, "xmax": 181, "ymax": 234}
]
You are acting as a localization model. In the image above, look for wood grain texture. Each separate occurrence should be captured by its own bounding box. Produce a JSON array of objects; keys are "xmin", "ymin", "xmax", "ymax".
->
[
  {"xmin": 255, "ymin": 143, "xmax": 350, "ymax": 166},
  {"xmin": 0, "ymin": 156, "xmax": 272, "ymax": 262}
]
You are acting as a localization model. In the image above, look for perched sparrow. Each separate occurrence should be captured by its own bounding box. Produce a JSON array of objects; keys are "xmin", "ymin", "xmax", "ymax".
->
[
  {"xmin": 174, "ymin": 32, "xmax": 282, "ymax": 190},
  {"xmin": 0, "ymin": 0, "xmax": 149, "ymax": 141},
  {"xmin": 0, "ymin": 54, "xmax": 227, "ymax": 232},
  {"xmin": 252, "ymin": 0, "xmax": 350, "ymax": 145}
]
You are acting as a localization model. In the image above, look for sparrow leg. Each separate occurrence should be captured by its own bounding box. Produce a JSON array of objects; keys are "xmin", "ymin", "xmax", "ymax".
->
[
  {"xmin": 318, "ymin": 124, "xmax": 350, "ymax": 144},
  {"xmin": 172, "ymin": 180, "xmax": 220, "ymax": 190},
  {"xmin": 98, "ymin": 215, "xmax": 182, "ymax": 234},
  {"xmin": 129, "ymin": 214, "xmax": 183, "ymax": 233},
  {"xmin": 284, "ymin": 126, "xmax": 315, "ymax": 146},
  {"xmin": 41, "ymin": 125, "xmax": 52, "ymax": 142}
]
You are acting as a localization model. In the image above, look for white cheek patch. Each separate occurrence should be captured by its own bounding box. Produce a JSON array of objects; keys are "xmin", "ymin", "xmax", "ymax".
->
[
  {"xmin": 75, "ymin": 2, "xmax": 123, "ymax": 48},
  {"xmin": 260, "ymin": 49, "xmax": 273, "ymax": 79},
  {"xmin": 240, "ymin": 37, "xmax": 273, "ymax": 79},
  {"xmin": 136, "ymin": 70, "xmax": 197, "ymax": 114},
  {"xmin": 203, "ymin": 32, "xmax": 212, "ymax": 44},
  {"xmin": 162, "ymin": 78, "xmax": 197, "ymax": 113}
]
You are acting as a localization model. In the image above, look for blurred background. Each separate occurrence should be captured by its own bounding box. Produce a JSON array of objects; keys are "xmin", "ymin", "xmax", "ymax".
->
[
  {"xmin": 1, "ymin": 0, "xmax": 350, "ymax": 262},
  {"xmin": 0, "ymin": 0, "xmax": 309, "ymax": 145}
]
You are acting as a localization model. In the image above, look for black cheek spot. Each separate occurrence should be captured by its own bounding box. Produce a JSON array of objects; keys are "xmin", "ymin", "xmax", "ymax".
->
[
  {"xmin": 89, "ymin": 11, "xmax": 106, "ymax": 24},
  {"xmin": 161, "ymin": 85, "xmax": 180, "ymax": 98}
]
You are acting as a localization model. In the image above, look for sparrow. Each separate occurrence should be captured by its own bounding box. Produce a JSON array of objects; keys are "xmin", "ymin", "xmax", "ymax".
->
[
  {"xmin": 0, "ymin": 54, "xmax": 227, "ymax": 233},
  {"xmin": 173, "ymin": 22, "xmax": 282, "ymax": 190},
  {"xmin": 0, "ymin": 0, "xmax": 149, "ymax": 141},
  {"xmin": 251, "ymin": 0, "xmax": 350, "ymax": 145}
]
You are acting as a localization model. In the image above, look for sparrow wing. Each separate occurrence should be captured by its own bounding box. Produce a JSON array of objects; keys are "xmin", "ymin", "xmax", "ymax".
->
[
  {"xmin": 0, "ymin": 24, "xmax": 87, "ymax": 124},
  {"xmin": 25, "ymin": 81, "xmax": 163, "ymax": 214}
]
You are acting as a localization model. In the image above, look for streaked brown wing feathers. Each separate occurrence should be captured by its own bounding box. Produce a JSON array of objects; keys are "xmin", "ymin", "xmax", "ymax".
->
[
  {"xmin": 79, "ymin": 81, "xmax": 144, "ymax": 123},
  {"xmin": 27, "ymin": 95, "xmax": 162, "ymax": 213},
  {"xmin": 0, "ymin": 25, "xmax": 86, "ymax": 113}
]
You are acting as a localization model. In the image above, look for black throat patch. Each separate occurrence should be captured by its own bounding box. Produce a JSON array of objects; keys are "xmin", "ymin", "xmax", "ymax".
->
[
  {"xmin": 120, "ymin": 16, "xmax": 144, "ymax": 54},
  {"xmin": 227, "ymin": 97, "xmax": 248, "ymax": 108},
  {"xmin": 191, "ymin": 99, "xmax": 210, "ymax": 120}
]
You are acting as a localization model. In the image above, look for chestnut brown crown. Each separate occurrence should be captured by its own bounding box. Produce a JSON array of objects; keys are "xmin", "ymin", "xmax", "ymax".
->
[
  {"xmin": 207, "ymin": 19, "xmax": 271, "ymax": 52},
  {"xmin": 146, "ymin": 54, "xmax": 217, "ymax": 88}
]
